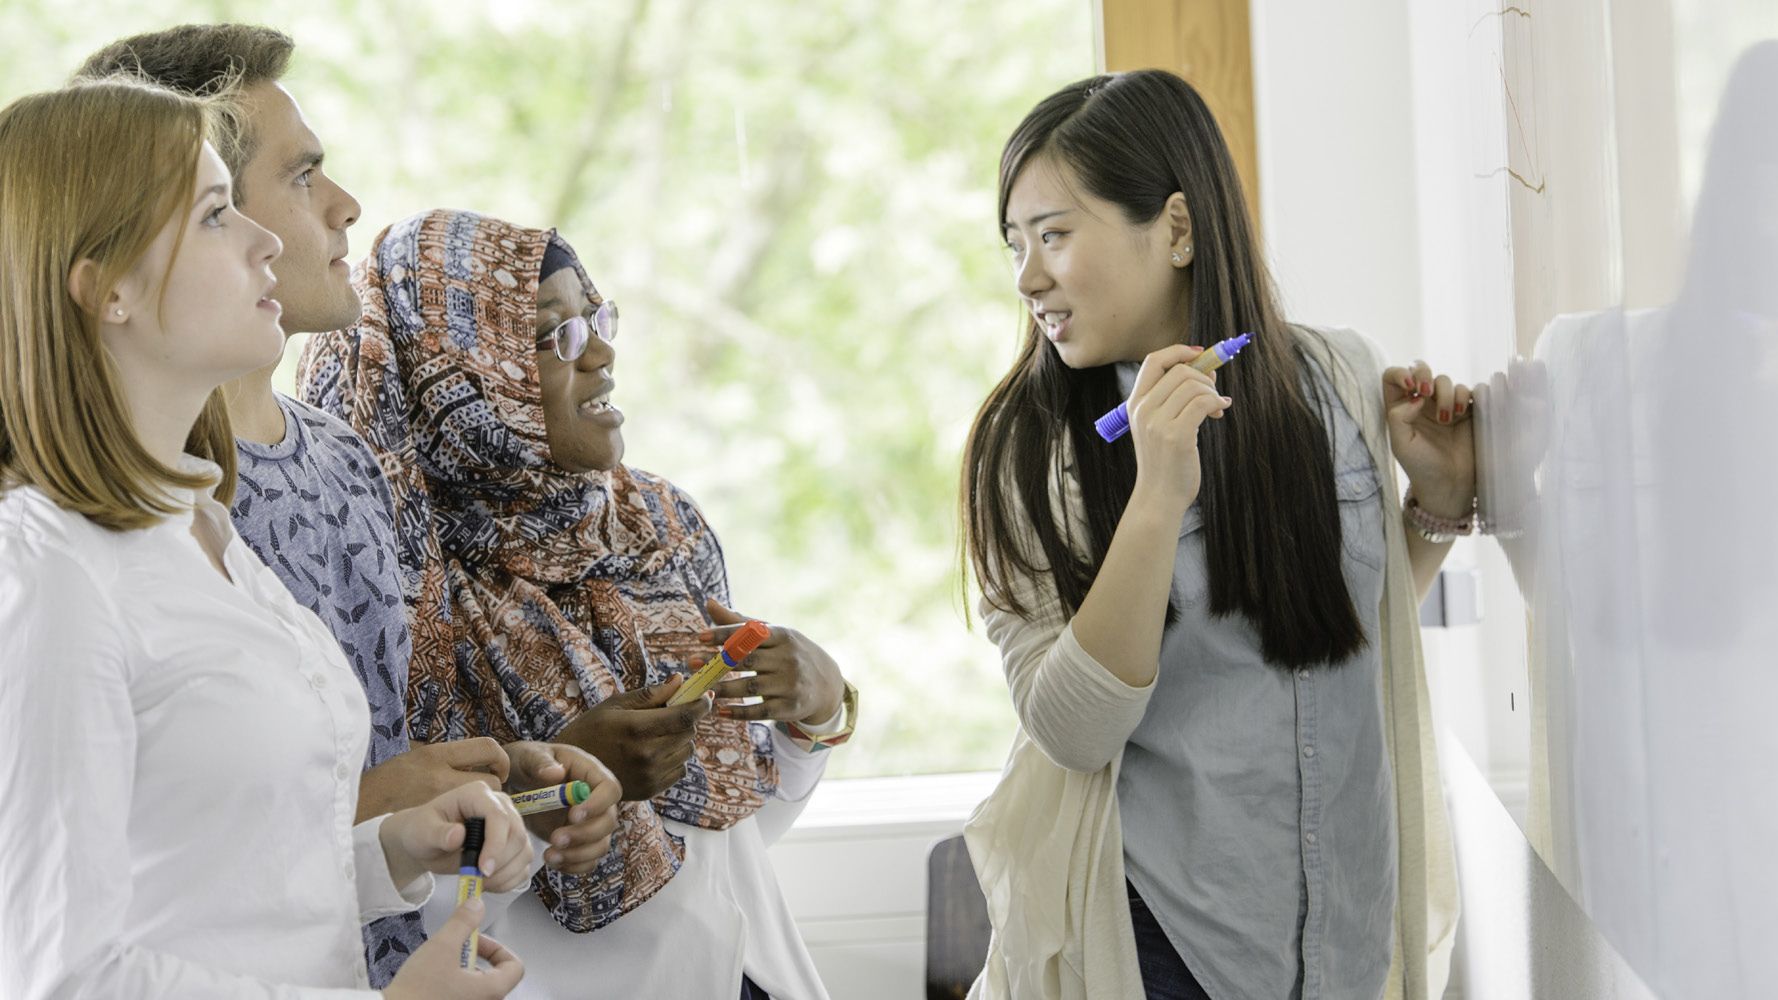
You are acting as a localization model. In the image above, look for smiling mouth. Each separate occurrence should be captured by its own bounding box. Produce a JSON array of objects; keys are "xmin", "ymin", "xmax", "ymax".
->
[
  {"xmin": 578, "ymin": 383, "xmax": 616, "ymax": 415},
  {"xmin": 1038, "ymin": 311, "xmax": 1071, "ymax": 336}
]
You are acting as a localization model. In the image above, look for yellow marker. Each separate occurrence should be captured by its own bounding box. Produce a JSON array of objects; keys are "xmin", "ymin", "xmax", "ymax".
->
[
  {"xmin": 667, "ymin": 620, "xmax": 772, "ymax": 707},
  {"xmin": 509, "ymin": 780, "xmax": 591, "ymax": 816},
  {"xmin": 457, "ymin": 817, "xmax": 485, "ymax": 969}
]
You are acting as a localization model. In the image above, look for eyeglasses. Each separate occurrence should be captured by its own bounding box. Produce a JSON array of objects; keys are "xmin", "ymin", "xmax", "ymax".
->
[{"xmin": 536, "ymin": 299, "xmax": 619, "ymax": 362}]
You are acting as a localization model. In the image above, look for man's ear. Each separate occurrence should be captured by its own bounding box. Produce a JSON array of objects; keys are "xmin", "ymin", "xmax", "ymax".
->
[{"xmin": 1164, "ymin": 192, "xmax": 1194, "ymax": 266}]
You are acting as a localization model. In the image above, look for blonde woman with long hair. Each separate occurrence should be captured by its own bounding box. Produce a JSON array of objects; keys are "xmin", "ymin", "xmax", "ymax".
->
[{"xmin": 0, "ymin": 77, "xmax": 529, "ymax": 1000}]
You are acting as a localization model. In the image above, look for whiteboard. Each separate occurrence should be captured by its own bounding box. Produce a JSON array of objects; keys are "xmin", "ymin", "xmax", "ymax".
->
[{"xmin": 1427, "ymin": 2, "xmax": 1778, "ymax": 996}]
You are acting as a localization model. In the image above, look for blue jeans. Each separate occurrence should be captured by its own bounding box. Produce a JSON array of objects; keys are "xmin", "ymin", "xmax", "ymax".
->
[{"xmin": 1128, "ymin": 880, "xmax": 1214, "ymax": 1000}]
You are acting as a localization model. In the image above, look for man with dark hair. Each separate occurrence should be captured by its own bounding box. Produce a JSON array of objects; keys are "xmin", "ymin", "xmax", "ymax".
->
[
  {"xmin": 75, "ymin": 24, "xmax": 620, "ymax": 989},
  {"xmin": 78, "ymin": 24, "xmax": 294, "ymax": 203}
]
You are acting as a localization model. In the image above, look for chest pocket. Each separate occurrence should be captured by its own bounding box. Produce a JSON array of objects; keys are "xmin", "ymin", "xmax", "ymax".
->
[{"xmin": 1336, "ymin": 452, "xmax": 1387, "ymax": 586}]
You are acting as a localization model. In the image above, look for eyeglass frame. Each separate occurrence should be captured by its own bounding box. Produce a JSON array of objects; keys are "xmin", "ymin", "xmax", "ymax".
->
[{"xmin": 535, "ymin": 299, "xmax": 619, "ymax": 362}]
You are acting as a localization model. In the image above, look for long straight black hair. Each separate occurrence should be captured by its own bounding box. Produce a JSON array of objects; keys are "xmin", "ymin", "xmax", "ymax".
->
[{"xmin": 962, "ymin": 70, "xmax": 1365, "ymax": 669}]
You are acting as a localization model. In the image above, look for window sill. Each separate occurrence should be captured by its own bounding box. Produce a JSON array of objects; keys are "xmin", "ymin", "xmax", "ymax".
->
[{"xmin": 781, "ymin": 770, "xmax": 1001, "ymax": 842}]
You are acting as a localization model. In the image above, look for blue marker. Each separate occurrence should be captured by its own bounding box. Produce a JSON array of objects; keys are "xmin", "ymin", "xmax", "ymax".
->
[{"xmin": 1094, "ymin": 333, "xmax": 1252, "ymax": 442}]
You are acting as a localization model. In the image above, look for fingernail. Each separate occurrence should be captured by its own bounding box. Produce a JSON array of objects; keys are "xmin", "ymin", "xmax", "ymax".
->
[
  {"xmin": 568, "ymin": 808, "xmax": 585, "ymax": 823},
  {"xmin": 466, "ymin": 895, "xmax": 485, "ymax": 914},
  {"xmin": 1421, "ymin": 381, "xmax": 1432, "ymax": 396},
  {"xmin": 545, "ymin": 850, "xmax": 562, "ymax": 865},
  {"xmin": 1220, "ymin": 396, "xmax": 1233, "ymax": 405},
  {"xmin": 1439, "ymin": 409, "xmax": 1450, "ymax": 423},
  {"xmin": 697, "ymin": 631, "xmax": 712, "ymax": 641},
  {"xmin": 552, "ymin": 831, "xmax": 570, "ymax": 847}
]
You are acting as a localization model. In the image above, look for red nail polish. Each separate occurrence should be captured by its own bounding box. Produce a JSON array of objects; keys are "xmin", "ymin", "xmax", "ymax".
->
[
  {"xmin": 1421, "ymin": 381, "xmax": 1433, "ymax": 396},
  {"xmin": 1439, "ymin": 409, "xmax": 1450, "ymax": 423}
]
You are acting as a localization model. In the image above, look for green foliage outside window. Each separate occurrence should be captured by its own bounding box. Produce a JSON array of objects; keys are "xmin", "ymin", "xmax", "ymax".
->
[{"xmin": 2, "ymin": 0, "xmax": 1094, "ymax": 776}]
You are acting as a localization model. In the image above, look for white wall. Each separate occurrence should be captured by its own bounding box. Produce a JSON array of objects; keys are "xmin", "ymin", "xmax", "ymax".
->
[
  {"xmin": 1248, "ymin": 0, "xmax": 1531, "ymax": 806},
  {"xmin": 1249, "ymin": 0, "xmax": 1425, "ymax": 365},
  {"xmin": 769, "ymin": 772, "xmax": 997, "ymax": 1000}
]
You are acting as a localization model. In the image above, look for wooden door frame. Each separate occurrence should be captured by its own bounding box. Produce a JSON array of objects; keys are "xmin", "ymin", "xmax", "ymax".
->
[{"xmin": 1097, "ymin": 0, "xmax": 1261, "ymax": 227}]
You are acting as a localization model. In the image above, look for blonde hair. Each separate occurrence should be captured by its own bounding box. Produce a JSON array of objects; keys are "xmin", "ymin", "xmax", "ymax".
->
[{"xmin": 0, "ymin": 76, "xmax": 240, "ymax": 530}]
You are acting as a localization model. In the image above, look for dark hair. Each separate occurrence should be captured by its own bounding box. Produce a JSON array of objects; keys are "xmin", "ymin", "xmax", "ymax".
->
[
  {"xmin": 74, "ymin": 24, "xmax": 294, "ymax": 195},
  {"xmin": 962, "ymin": 69, "xmax": 1365, "ymax": 669}
]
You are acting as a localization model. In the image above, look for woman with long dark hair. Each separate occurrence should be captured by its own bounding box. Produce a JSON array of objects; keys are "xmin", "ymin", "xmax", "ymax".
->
[{"xmin": 961, "ymin": 70, "xmax": 1470, "ymax": 1000}]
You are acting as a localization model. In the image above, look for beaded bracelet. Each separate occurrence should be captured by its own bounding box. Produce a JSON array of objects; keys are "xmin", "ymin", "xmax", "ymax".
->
[{"xmin": 1403, "ymin": 490, "xmax": 1478, "ymax": 543}]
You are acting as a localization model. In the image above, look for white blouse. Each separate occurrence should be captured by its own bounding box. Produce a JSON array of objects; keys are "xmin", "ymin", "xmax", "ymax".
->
[
  {"xmin": 0, "ymin": 460, "xmax": 431, "ymax": 1000},
  {"xmin": 424, "ymin": 726, "xmax": 834, "ymax": 999}
]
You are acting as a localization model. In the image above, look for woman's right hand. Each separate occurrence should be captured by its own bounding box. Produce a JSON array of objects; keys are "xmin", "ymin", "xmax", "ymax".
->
[
  {"xmin": 379, "ymin": 781, "xmax": 533, "ymax": 894},
  {"xmin": 384, "ymin": 897, "xmax": 523, "ymax": 999},
  {"xmin": 1125, "ymin": 344, "xmax": 1232, "ymax": 518},
  {"xmin": 554, "ymin": 676, "xmax": 712, "ymax": 801}
]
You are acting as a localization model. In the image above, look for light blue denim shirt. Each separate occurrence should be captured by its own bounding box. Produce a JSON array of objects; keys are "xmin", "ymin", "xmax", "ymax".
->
[{"xmin": 1115, "ymin": 357, "xmax": 1396, "ymax": 1000}]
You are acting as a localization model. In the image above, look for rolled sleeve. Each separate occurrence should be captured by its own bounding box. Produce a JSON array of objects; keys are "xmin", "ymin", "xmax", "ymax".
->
[
  {"xmin": 352, "ymin": 815, "xmax": 434, "ymax": 921},
  {"xmin": 768, "ymin": 721, "xmax": 832, "ymax": 805},
  {"xmin": 982, "ymin": 594, "xmax": 1154, "ymax": 774}
]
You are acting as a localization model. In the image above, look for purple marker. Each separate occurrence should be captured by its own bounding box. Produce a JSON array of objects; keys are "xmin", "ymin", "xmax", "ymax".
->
[{"xmin": 1094, "ymin": 332, "xmax": 1253, "ymax": 443}]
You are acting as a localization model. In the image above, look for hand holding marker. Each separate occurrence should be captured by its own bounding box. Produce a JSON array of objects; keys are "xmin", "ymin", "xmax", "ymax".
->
[
  {"xmin": 456, "ymin": 818, "xmax": 485, "ymax": 970},
  {"xmin": 508, "ymin": 780, "xmax": 592, "ymax": 816},
  {"xmin": 1094, "ymin": 333, "xmax": 1252, "ymax": 442},
  {"xmin": 667, "ymin": 619, "xmax": 772, "ymax": 707}
]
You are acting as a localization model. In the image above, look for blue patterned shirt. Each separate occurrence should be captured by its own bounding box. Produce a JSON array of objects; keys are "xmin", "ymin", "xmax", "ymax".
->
[{"xmin": 229, "ymin": 394, "xmax": 426, "ymax": 986}]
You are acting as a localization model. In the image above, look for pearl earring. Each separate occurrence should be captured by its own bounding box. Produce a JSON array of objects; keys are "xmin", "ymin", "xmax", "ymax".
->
[{"xmin": 114, "ymin": 308, "xmax": 125, "ymax": 318}]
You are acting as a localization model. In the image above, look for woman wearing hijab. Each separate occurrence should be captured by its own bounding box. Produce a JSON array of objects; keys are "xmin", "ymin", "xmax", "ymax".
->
[{"xmin": 299, "ymin": 209, "xmax": 857, "ymax": 999}]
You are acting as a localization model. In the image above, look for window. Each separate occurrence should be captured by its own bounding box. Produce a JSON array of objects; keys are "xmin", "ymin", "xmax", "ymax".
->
[{"xmin": 6, "ymin": 0, "xmax": 1096, "ymax": 777}]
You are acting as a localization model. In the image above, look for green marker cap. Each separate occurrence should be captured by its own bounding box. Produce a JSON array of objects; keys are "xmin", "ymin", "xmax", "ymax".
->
[{"xmin": 569, "ymin": 780, "xmax": 591, "ymax": 805}]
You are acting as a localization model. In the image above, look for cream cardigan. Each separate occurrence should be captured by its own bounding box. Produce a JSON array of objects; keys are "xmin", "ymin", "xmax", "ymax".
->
[{"xmin": 965, "ymin": 326, "xmax": 1459, "ymax": 1000}]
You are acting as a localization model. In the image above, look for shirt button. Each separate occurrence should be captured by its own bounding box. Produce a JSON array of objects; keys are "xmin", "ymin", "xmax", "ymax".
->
[
  {"xmin": 565, "ymin": 681, "xmax": 581, "ymax": 698},
  {"xmin": 309, "ymin": 673, "xmax": 327, "ymax": 690},
  {"xmin": 1305, "ymin": 831, "xmax": 1318, "ymax": 845},
  {"xmin": 336, "ymin": 762, "xmax": 351, "ymax": 780},
  {"xmin": 1297, "ymin": 668, "xmax": 1309, "ymax": 679},
  {"xmin": 1302, "ymin": 745, "xmax": 1316, "ymax": 758},
  {"xmin": 343, "ymin": 864, "xmax": 356, "ymax": 881}
]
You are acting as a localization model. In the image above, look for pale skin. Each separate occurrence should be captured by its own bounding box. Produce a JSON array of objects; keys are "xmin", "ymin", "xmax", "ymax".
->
[
  {"xmin": 219, "ymin": 82, "xmax": 619, "ymax": 857},
  {"xmin": 1002, "ymin": 156, "xmax": 1474, "ymax": 687},
  {"xmin": 72, "ymin": 142, "xmax": 527, "ymax": 998},
  {"xmin": 531, "ymin": 266, "xmax": 848, "ymax": 796}
]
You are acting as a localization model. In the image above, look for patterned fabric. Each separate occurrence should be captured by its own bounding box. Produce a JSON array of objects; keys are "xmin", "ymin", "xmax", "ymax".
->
[
  {"xmin": 297, "ymin": 209, "xmax": 778, "ymax": 933},
  {"xmin": 229, "ymin": 394, "xmax": 428, "ymax": 987}
]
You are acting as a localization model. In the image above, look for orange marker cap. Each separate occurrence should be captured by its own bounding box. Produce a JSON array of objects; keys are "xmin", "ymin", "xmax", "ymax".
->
[{"xmin": 722, "ymin": 620, "xmax": 772, "ymax": 663}]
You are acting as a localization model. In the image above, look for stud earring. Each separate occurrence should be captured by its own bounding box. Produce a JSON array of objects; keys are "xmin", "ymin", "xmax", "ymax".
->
[
  {"xmin": 114, "ymin": 308, "xmax": 125, "ymax": 318},
  {"xmin": 1171, "ymin": 252, "xmax": 1184, "ymax": 265}
]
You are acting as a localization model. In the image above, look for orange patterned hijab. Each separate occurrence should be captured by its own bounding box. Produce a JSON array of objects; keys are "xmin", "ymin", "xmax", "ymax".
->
[{"xmin": 298, "ymin": 209, "xmax": 777, "ymax": 931}]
